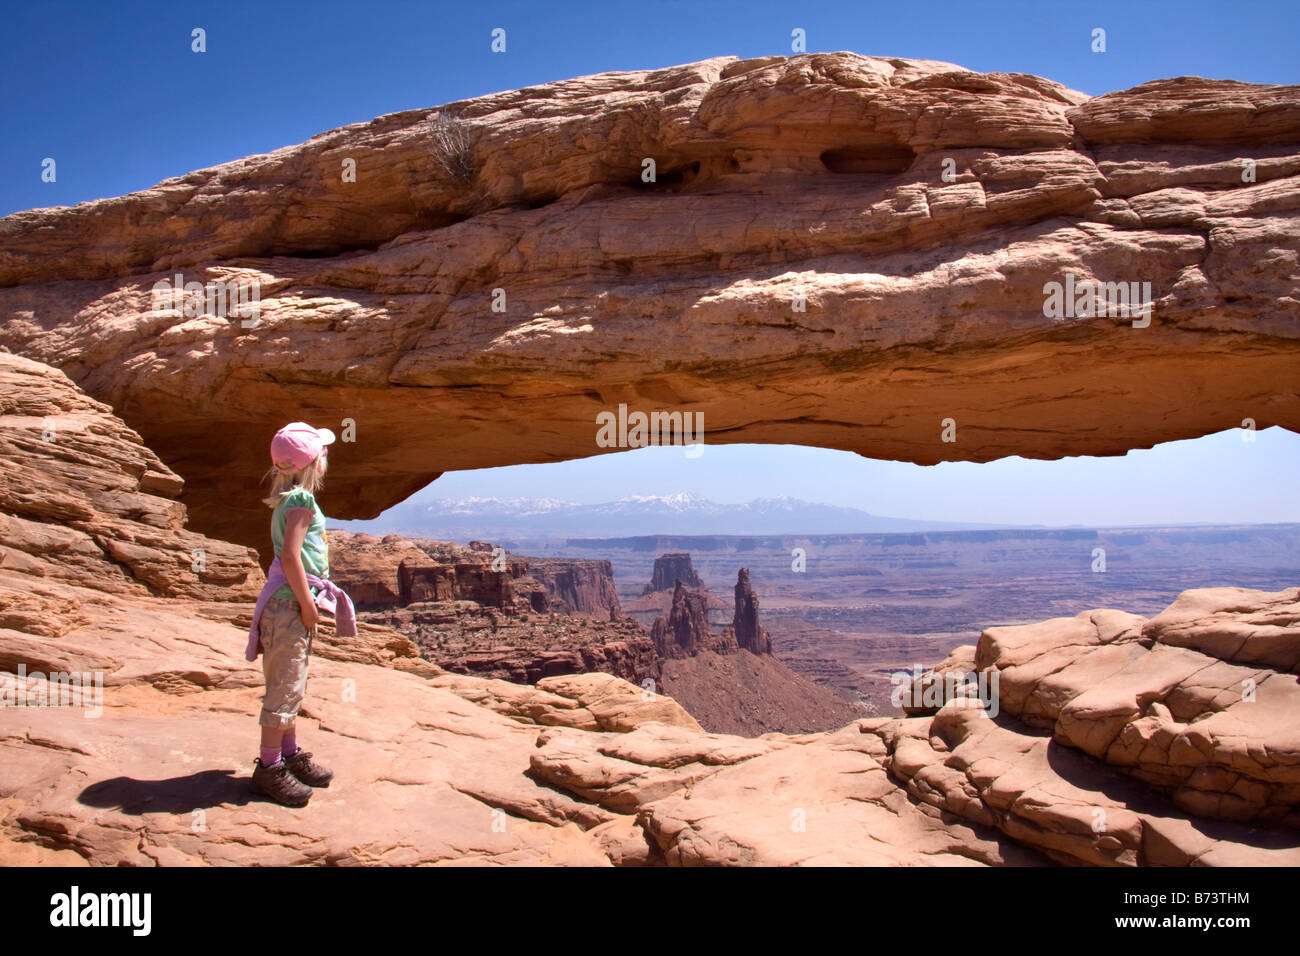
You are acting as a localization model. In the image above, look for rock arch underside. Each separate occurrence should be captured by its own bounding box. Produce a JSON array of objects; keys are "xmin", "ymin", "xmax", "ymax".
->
[{"xmin": 1, "ymin": 52, "xmax": 1298, "ymax": 557}]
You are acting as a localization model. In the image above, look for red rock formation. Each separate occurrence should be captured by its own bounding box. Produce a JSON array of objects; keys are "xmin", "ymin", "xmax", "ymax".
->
[
  {"xmin": 0, "ymin": 352, "xmax": 263, "ymax": 604},
  {"xmin": 524, "ymin": 558, "xmax": 623, "ymax": 621},
  {"xmin": 648, "ymin": 566, "xmax": 775, "ymax": 660},
  {"xmin": 436, "ymin": 634, "xmax": 659, "ymax": 687},
  {"xmin": 325, "ymin": 530, "xmax": 651, "ymax": 682},
  {"xmin": 360, "ymin": 593, "xmax": 657, "ymax": 685},
  {"xmin": 976, "ymin": 589, "xmax": 1300, "ymax": 827},
  {"xmin": 328, "ymin": 530, "xmax": 532, "ymax": 610},
  {"xmin": 396, "ymin": 560, "xmax": 457, "ymax": 604},
  {"xmin": 731, "ymin": 568, "xmax": 772, "ymax": 655},
  {"xmin": 439, "ymin": 562, "xmax": 517, "ymax": 608},
  {"xmin": 650, "ymin": 581, "xmax": 716, "ymax": 658},
  {"xmin": 0, "ymin": 352, "xmax": 445, "ymax": 679},
  {"xmin": 644, "ymin": 568, "xmax": 864, "ymax": 734},
  {"xmin": 0, "ymin": 356, "xmax": 700, "ymax": 864},
  {"xmin": 329, "ymin": 530, "xmax": 622, "ymax": 617},
  {"xmin": 642, "ymin": 553, "xmax": 703, "ymax": 595},
  {"xmin": 325, "ymin": 532, "xmax": 429, "ymax": 606},
  {"xmin": 2, "ymin": 55, "xmax": 1295, "ymax": 558},
  {"xmin": 622, "ymin": 578, "xmax": 729, "ymax": 629}
]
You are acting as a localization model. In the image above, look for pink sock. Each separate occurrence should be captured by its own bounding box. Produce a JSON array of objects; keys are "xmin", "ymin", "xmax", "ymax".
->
[
  {"xmin": 260, "ymin": 745, "xmax": 282, "ymax": 767},
  {"xmin": 281, "ymin": 733, "xmax": 298, "ymax": 758}
]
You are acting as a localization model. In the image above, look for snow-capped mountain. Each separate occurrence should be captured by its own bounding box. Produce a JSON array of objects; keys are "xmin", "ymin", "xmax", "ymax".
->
[{"xmin": 331, "ymin": 492, "xmax": 1019, "ymax": 540}]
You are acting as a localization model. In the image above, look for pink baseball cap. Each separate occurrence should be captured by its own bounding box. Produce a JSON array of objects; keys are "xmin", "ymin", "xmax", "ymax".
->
[{"xmin": 270, "ymin": 422, "xmax": 336, "ymax": 475}]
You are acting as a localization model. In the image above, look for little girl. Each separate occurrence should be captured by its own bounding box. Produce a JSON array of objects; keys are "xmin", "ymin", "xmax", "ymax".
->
[{"xmin": 245, "ymin": 422, "xmax": 357, "ymax": 807}]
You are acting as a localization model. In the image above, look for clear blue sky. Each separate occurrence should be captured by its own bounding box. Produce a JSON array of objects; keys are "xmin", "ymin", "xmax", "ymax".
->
[
  {"xmin": 4, "ymin": 0, "xmax": 1297, "ymax": 526},
  {"xmin": 5, "ymin": 0, "xmax": 1298, "ymax": 216}
]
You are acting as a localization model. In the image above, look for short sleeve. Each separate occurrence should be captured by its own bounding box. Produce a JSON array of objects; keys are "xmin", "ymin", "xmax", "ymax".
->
[{"xmin": 282, "ymin": 489, "xmax": 315, "ymax": 513}]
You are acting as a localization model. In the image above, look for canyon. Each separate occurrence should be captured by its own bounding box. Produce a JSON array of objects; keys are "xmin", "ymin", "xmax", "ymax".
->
[
  {"xmin": 328, "ymin": 538, "xmax": 860, "ymax": 735},
  {"xmin": 325, "ymin": 529, "xmax": 654, "ymax": 686},
  {"xmin": 558, "ymin": 527, "xmax": 1300, "ymax": 710}
]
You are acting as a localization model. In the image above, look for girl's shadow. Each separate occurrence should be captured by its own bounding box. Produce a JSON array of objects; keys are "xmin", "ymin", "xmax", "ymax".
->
[{"xmin": 79, "ymin": 769, "xmax": 256, "ymax": 813}]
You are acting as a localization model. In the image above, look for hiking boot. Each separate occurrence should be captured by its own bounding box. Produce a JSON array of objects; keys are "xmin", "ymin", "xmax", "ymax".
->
[
  {"xmin": 283, "ymin": 749, "xmax": 334, "ymax": 788},
  {"xmin": 251, "ymin": 757, "xmax": 312, "ymax": 807}
]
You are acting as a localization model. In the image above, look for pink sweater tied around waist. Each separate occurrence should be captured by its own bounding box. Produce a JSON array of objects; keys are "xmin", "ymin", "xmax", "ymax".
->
[{"xmin": 246, "ymin": 554, "xmax": 357, "ymax": 662}]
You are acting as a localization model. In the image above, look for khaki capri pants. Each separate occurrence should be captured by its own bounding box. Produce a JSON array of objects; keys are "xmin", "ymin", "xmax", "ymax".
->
[{"xmin": 257, "ymin": 596, "xmax": 316, "ymax": 729}]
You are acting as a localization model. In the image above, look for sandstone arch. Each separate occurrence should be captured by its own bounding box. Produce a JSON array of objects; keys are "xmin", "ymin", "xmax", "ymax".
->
[{"xmin": 1, "ymin": 52, "xmax": 1297, "ymax": 560}]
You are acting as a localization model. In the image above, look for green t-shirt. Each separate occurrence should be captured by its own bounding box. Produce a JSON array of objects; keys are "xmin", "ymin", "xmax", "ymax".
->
[{"xmin": 271, "ymin": 487, "xmax": 329, "ymax": 601}]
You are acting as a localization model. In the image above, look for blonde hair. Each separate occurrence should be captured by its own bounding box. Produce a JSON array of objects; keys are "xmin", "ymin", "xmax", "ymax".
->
[{"xmin": 262, "ymin": 452, "xmax": 328, "ymax": 508}]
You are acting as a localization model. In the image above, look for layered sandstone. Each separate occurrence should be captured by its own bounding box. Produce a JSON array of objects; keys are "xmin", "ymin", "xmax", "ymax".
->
[
  {"xmin": 0, "ymin": 352, "xmax": 263, "ymax": 605},
  {"xmin": 521, "ymin": 558, "xmax": 623, "ymax": 620},
  {"xmin": 329, "ymin": 530, "xmax": 621, "ymax": 618},
  {"xmin": 368, "ymin": 600, "xmax": 659, "ymax": 686},
  {"xmin": 1, "ymin": 54, "xmax": 1296, "ymax": 557},
  {"xmin": 324, "ymin": 530, "xmax": 654, "ymax": 684},
  {"xmin": 623, "ymin": 576, "xmax": 729, "ymax": 629},
  {"xmin": 331, "ymin": 532, "xmax": 533, "ymax": 609},
  {"xmin": 976, "ymin": 590, "xmax": 1300, "ymax": 826},
  {"xmin": 649, "ymin": 568, "xmax": 774, "ymax": 660}
]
